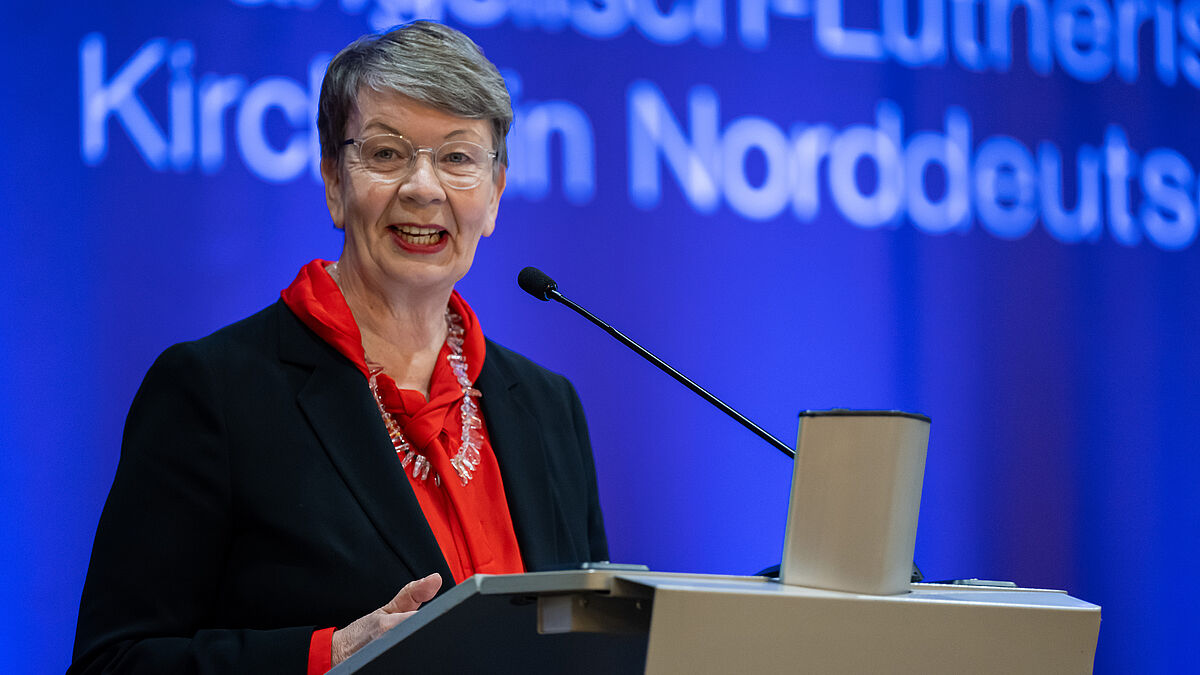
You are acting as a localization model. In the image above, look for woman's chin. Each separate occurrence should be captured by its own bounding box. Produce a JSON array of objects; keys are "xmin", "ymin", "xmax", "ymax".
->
[{"xmin": 380, "ymin": 260, "xmax": 469, "ymax": 295}]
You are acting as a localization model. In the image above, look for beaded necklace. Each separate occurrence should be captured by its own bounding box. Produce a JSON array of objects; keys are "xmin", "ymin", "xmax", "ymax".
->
[{"xmin": 366, "ymin": 309, "xmax": 484, "ymax": 488}]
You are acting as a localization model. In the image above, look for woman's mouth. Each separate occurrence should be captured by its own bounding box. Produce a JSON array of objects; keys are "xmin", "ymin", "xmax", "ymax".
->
[
  {"xmin": 392, "ymin": 224, "xmax": 446, "ymax": 245},
  {"xmin": 389, "ymin": 224, "xmax": 449, "ymax": 253}
]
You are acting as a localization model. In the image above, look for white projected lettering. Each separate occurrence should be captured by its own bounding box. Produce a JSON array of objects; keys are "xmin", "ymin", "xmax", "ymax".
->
[
  {"xmin": 788, "ymin": 123, "xmax": 834, "ymax": 221},
  {"xmin": 312, "ymin": 0, "xmax": 1200, "ymax": 87},
  {"xmin": 739, "ymin": 0, "xmax": 811, "ymax": 49},
  {"xmin": 882, "ymin": 0, "xmax": 947, "ymax": 66},
  {"xmin": 198, "ymin": 74, "xmax": 247, "ymax": 174},
  {"xmin": 1104, "ymin": 125, "xmax": 1139, "ymax": 245},
  {"xmin": 721, "ymin": 116, "xmax": 791, "ymax": 220},
  {"xmin": 80, "ymin": 33, "xmax": 324, "ymax": 181},
  {"xmin": 80, "ymin": 34, "xmax": 171, "ymax": 169},
  {"xmin": 904, "ymin": 107, "xmax": 971, "ymax": 234},
  {"xmin": 808, "ymin": 0, "xmax": 1200, "ymax": 85},
  {"xmin": 628, "ymin": 80, "xmax": 721, "ymax": 213},
  {"xmin": 79, "ymin": 35, "xmax": 594, "ymax": 201},
  {"xmin": 81, "ymin": 3, "xmax": 1200, "ymax": 251},
  {"xmin": 1140, "ymin": 148, "xmax": 1198, "ymax": 249},
  {"xmin": 339, "ymin": 0, "xmax": 728, "ymax": 45},
  {"xmin": 815, "ymin": 0, "xmax": 885, "ymax": 60},
  {"xmin": 973, "ymin": 136, "xmax": 1039, "ymax": 239},
  {"xmin": 1038, "ymin": 142, "xmax": 1103, "ymax": 243},
  {"xmin": 236, "ymin": 77, "xmax": 312, "ymax": 183},
  {"xmin": 627, "ymin": 81, "xmax": 1200, "ymax": 249},
  {"xmin": 504, "ymin": 71, "xmax": 597, "ymax": 204},
  {"xmin": 826, "ymin": 102, "xmax": 905, "ymax": 228}
]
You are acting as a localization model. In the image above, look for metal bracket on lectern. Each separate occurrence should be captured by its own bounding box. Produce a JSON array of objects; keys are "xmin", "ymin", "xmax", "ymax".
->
[{"xmin": 537, "ymin": 592, "xmax": 653, "ymax": 634}]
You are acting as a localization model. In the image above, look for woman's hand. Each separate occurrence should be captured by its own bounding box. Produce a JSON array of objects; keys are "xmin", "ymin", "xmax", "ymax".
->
[{"xmin": 330, "ymin": 572, "xmax": 443, "ymax": 666}]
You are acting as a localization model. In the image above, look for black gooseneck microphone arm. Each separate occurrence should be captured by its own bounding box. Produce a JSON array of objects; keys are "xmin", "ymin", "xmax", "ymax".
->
[{"xmin": 518, "ymin": 267, "xmax": 796, "ymax": 459}]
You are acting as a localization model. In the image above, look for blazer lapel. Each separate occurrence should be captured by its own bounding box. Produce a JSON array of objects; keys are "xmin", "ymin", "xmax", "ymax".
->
[
  {"xmin": 276, "ymin": 303, "xmax": 453, "ymax": 583},
  {"xmin": 477, "ymin": 340, "xmax": 562, "ymax": 571}
]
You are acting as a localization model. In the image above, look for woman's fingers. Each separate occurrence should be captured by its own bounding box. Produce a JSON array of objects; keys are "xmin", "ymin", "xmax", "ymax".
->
[
  {"xmin": 378, "ymin": 609, "xmax": 418, "ymax": 631},
  {"xmin": 331, "ymin": 573, "xmax": 443, "ymax": 665},
  {"xmin": 382, "ymin": 573, "xmax": 442, "ymax": 613}
]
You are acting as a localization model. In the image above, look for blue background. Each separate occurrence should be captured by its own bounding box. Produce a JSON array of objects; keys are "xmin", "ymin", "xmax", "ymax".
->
[{"xmin": 2, "ymin": 0, "xmax": 1198, "ymax": 672}]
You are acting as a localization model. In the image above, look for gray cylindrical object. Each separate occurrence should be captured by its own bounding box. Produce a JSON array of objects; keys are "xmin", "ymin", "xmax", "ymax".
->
[{"xmin": 781, "ymin": 410, "xmax": 931, "ymax": 595}]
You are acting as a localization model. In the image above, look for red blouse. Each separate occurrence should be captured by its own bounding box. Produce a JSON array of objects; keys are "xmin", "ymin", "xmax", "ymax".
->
[{"xmin": 281, "ymin": 260, "xmax": 525, "ymax": 672}]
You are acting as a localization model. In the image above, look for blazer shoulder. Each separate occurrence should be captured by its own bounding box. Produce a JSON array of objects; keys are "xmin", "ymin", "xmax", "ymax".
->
[
  {"xmin": 152, "ymin": 300, "xmax": 308, "ymax": 371},
  {"xmin": 184, "ymin": 301, "xmax": 284, "ymax": 356},
  {"xmin": 482, "ymin": 338, "xmax": 576, "ymax": 394},
  {"xmin": 135, "ymin": 302, "xmax": 322, "ymax": 408}
]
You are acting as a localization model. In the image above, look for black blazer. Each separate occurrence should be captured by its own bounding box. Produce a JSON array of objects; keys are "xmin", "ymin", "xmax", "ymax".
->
[{"xmin": 70, "ymin": 301, "xmax": 607, "ymax": 674}]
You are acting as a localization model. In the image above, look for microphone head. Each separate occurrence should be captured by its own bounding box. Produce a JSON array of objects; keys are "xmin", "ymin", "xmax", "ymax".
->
[{"xmin": 518, "ymin": 266, "xmax": 558, "ymax": 301}]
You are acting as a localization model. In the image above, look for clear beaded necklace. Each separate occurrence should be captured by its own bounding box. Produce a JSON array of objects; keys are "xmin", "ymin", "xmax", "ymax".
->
[{"xmin": 366, "ymin": 309, "xmax": 484, "ymax": 487}]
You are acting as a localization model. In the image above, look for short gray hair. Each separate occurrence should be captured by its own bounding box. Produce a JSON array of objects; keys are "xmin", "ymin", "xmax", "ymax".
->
[{"xmin": 318, "ymin": 21, "xmax": 513, "ymax": 167}]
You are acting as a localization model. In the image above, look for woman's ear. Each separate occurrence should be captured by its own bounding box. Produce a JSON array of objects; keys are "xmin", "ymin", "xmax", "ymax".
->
[{"xmin": 321, "ymin": 157, "xmax": 345, "ymax": 229}]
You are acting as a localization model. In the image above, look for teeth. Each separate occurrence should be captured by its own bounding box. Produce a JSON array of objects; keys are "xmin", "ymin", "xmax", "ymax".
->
[
  {"xmin": 403, "ymin": 233, "xmax": 440, "ymax": 245},
  {"xmin": 394, "ymin": 225, "xmax": 443, "ymax": 246}
]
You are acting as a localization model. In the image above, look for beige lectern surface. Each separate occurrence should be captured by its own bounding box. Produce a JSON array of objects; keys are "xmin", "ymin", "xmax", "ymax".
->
[
  {"xmin": 614, "ymin": 574, "xmax": 1100, "ymax": 674},
  {"xmin": 333, "ymin": 569, "xmax": 1100, "ymax": 674}
]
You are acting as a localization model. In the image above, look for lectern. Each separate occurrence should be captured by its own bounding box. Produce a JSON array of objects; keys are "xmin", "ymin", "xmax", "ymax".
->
[
  {"xmin": 331, "ymin": 409, "xmax": 1101, "ymax": 673},
  {"xmin": 330, "ymin": 568, "xmax": 1100, "ymax": 674}
]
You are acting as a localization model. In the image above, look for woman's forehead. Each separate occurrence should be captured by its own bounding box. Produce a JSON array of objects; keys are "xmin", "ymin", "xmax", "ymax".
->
[{"xmin": 348, "ymin": 88, "xmax": 489, "ymax": 142}]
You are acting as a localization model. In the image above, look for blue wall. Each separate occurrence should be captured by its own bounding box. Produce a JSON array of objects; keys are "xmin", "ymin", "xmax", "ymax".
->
[{"xmin": 3, "ymin": 0, "xmax": 1198, "ymax": 671}]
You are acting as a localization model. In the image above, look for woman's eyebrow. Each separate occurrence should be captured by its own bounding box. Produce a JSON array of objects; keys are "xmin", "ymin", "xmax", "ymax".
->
[
  {"xmin": 358, "ymin": 122, "xmax": 478, "ymax": 141},
  {"xmin": 360, "ymin": 120, "xmax": 402, "ymax": 135}
]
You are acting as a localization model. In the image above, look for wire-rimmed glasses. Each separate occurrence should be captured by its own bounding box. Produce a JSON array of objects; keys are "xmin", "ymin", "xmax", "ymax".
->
[{"xmin": 341, "ymin": 134, "xmax": 499, "ymax": 190}]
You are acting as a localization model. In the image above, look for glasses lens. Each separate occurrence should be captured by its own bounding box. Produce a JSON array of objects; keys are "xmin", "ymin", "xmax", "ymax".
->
[
  {"xmin": 358, "ymin": 135, "xmax": 414, "ymax": 175},
  {"xmin": 436, "ymin": 141, "xmax": 491, "ymax": 188},
  {"xmin": 353, "ymin": 136, "xmax": 494, "ymax": 188}
]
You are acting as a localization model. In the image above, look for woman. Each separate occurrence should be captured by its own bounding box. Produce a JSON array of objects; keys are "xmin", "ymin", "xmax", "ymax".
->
[{"xmin": 71, "ymin": 21, "xmax": 607, "ymax": 674}]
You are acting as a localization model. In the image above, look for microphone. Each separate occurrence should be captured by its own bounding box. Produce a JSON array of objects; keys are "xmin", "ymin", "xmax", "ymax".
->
[
  {"xmin": 517, "ymin": 267, "xmax": 795, "ymax": 459},
  {"xmin": 517, "ymin": 266, "xmax": 557, "ymax": 301}
]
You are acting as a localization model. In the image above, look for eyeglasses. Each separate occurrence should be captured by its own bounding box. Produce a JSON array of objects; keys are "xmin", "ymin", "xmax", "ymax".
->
[{"xmin": 341, "ymin": 134, "xmax": 498, "ymax": 190}]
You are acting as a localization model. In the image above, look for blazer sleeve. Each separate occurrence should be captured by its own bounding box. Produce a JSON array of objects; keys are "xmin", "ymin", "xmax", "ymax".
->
[
  {"xmin": 70, "ymin": 342, "xmax": 313, "ymax": 675},
  {"xmin": 566, "ymin": 378, "xmax": 609, "ymax": 563}
]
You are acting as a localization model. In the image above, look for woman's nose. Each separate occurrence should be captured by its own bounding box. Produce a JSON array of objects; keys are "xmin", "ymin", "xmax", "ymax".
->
[{"xmin": 398, "ymin": 149, "xmax": 445, "ymax": 200}]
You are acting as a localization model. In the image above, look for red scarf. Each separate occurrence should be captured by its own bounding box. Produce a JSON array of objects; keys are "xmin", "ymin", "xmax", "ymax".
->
[{"xmin": 282, "ymin": 260, "xmax": 524, "ymax": 584}]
